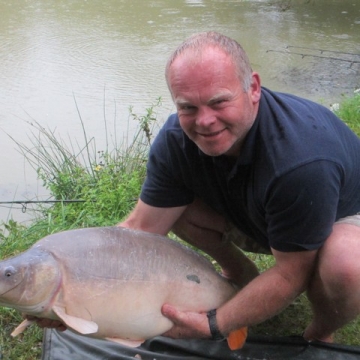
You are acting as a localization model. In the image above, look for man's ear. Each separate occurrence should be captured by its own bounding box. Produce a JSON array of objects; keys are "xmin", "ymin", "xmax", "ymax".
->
[{"xmin": 249, "ymin": 72, "xmax": 261, "ymax": 104}]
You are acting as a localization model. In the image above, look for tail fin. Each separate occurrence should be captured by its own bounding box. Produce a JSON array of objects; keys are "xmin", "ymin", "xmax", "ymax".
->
[{"xmin": 226, "ymin": 326, "xmax": 248, "ymax": 350}]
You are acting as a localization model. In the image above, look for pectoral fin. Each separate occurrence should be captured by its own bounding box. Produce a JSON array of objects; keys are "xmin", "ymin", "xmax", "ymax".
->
[
  {"xmin": 227, "ymin": 326, "xmax": 248, "ymax": 350},
  {"xmin": 53, "ymin": 305, "xmax": 98, "ymax": 335},
  {"xmin": 11, "ymin": 319, "xmax": 35, "ymax": 337}
]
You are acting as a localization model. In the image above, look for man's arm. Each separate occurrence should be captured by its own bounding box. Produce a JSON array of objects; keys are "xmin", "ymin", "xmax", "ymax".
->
[
  {"xmin": 119, "ymin": 199, "xmax": 187, "ymax": 235},
  {"xmin": 216, "ymin": 248, "xmax": 318, "ymax": 333},
  {"xmin": 162, "ymin": 248, "xmax": 318, "ymax": 339}
]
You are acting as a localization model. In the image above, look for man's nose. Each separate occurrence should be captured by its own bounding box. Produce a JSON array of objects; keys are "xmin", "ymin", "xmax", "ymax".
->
[{"xmin": 196, "ymin": 107, "xmax": 216, "ymax": 127}]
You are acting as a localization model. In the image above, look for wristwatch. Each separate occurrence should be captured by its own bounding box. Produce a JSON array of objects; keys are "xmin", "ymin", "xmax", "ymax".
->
[{"xmin": 207, "ymin": 309, "xmax": 225, "ymax": 341}]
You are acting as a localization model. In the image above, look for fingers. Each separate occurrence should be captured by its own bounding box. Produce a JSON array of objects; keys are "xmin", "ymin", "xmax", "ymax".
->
[
  {"xmin": 161, "ymin": 304, "xmax": 179, "ymax": 320},
  {"xmin": 25, "ymin": 315, "xmax": 67, "ymax": 331},
  {"xmin": 161, "ymin": 304, "xmax": 211, "ymax": 339},
  {"xmin": 161, "ymin": 304, "xmax": 179, "ymax": 338}
]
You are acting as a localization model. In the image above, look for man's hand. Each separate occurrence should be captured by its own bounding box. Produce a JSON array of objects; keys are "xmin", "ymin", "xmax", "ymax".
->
[{"xmin": 161, "ymin": 304, "xmax": 212, "ymax": 339}]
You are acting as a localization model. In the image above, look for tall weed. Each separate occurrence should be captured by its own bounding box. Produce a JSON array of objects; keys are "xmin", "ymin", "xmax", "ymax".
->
[{"xmin": 11, "ymin": 99, "xmax": 161, "ymax": 229}]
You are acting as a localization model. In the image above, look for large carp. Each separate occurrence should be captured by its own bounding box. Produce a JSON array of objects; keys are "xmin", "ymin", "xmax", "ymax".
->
[{"xmin": 0, "ymin": 226, "xmax": 246, "ymax": 349}]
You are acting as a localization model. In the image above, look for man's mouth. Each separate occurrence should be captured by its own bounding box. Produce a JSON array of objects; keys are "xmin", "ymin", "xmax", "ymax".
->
[{"xmin": 198, "ymin": 129, "xmax": 226, "ymax": 138}]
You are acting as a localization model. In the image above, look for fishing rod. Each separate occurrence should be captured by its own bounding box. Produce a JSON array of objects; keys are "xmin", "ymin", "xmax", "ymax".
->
[
  {"xmin": 266, "ymin": 49, "xmax": 360, "ymax": 67},
  {"xmin": 0, "ymin": 198, "xmax": 136, "ymax": 213},
  {"xmin": 0, "ymin": 200, "xmax": 90, "ymax": 213},
  {"xmin": 286, "ymin": 45, "xmax": 360, "ymax": 57}
]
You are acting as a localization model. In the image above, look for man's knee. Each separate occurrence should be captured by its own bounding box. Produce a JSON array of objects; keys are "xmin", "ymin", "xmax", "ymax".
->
[
  {"xmin": 173, "ymin": 198, "xmax": 226, "ymax": 231},
  {"xmin": 315, "ymin": 222, "xmax": 360, "ymax": 297},
  {"xmin": 171, "ymin": 198, "xmax": 228, "ymax": 250}
]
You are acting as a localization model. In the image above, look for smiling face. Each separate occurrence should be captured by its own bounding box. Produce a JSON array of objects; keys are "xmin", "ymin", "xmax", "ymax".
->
[{"xmin": 168, "ymin": 46, "xmax": 261, "ymax": 157}]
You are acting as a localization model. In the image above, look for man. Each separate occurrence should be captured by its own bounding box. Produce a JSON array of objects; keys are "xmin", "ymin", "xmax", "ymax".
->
[
  {"xmin": 120, "ymin": 31, "xmax": 360, "ymax": 343},
  {"xmin": 35, "ymin": 31, "xmax": 360, "ymax": 345}
]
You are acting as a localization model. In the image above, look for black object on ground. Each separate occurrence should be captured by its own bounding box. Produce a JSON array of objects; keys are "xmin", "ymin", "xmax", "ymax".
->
[{"xmin": 42, "ymin": 329, "xmax": 360, "ymax": 360}]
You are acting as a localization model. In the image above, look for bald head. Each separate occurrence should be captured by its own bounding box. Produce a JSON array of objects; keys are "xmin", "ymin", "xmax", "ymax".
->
[{"xmin": 165, "ymin": 32, "xmax": 253, "ymax": 92}]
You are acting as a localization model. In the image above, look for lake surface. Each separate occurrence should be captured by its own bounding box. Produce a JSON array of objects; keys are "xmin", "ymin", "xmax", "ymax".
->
[{"xmin": 0, "ymin": 0, "xmax": 359, "ymax": 223}]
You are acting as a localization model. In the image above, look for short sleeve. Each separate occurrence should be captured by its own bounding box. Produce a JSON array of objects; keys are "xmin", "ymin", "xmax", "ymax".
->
[{"xmin": 140, "ymin": 125, "xmax": 195, "ymax": 208}]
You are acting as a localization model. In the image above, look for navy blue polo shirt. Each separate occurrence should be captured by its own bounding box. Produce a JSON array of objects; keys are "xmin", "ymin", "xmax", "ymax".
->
[{"xmin": 140, "ymin": 87, "xmax": 360, "ymax": 252}]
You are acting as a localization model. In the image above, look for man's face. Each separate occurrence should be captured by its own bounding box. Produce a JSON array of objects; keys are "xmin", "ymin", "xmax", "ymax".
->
[{"xmin": 168, "ymin": 47, "xmax": 261, "ymax": 157}]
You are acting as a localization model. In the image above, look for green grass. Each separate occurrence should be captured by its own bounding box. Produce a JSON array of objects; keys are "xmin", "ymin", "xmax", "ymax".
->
[
  {"xmin": 0, "ymin": 93, "xmax": 359, "ymax": 359},
  {"xmin": 334, "ymin": 92, "xmax": 360, "ymax": 135}
]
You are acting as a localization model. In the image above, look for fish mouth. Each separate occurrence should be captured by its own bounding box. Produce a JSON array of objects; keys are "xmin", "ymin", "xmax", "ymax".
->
[
  {"xmin": 0, "ymin": 267, "xmax": 26, "ymax": 298},
  {"xmin": 0, "ymin": 280, "xmax": 23, "ymax": 304},
  {"xmin": 0, "ymin": 277, "xmax": 25, "ymax": 297}
]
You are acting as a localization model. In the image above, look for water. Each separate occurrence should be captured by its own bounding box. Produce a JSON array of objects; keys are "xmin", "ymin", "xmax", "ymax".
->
[{"xmin": 0, "ymin": 0, "xmax": 359, "ymax": 223}]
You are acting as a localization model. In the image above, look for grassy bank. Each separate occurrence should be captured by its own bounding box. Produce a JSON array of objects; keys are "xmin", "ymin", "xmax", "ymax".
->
[{"xmin": 0, "ymin": 93, "xmax": 359, "ymax": 359}]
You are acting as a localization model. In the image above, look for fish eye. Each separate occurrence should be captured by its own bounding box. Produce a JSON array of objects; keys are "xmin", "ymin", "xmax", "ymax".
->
[{"xmin": 4, "ymin": 266, "xmax": 16, "ymax": 277}]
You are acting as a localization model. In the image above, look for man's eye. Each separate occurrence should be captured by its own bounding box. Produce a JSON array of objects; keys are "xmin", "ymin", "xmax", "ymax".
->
[
  {"xmin": 214, "ymin": 99, "xmax": 226, "ymax": 105},
  {"xmin": 180, "ymin": 105, "xmax": 196, "ymax": 112}
]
